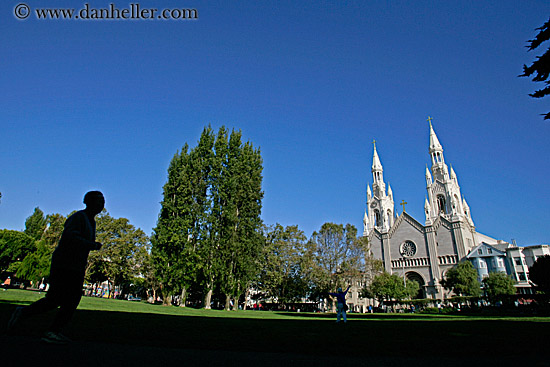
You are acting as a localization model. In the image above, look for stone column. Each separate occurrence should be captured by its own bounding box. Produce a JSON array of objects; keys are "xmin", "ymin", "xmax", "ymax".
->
[
  {"xmin": 425, "ymin": 225, "xmax": 441, "ymax": 291},
  {"xmin": 451, "ymin": 222, "xmax": 467, "ymax": 260},
  {"xmin": 381, "ymin": 233, "xmax": 392, "ymax": 273}
]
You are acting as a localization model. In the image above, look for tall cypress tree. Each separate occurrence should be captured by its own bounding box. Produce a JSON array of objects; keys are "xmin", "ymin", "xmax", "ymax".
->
[{"xmin": 152, "ymin": 126, "xmax": 263, "ymax": 309}]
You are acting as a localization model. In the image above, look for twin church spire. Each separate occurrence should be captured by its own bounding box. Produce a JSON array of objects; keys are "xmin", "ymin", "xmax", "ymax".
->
[{"xmin": 363, "ymin": 117, "xmax": 474, "ymax": 236}]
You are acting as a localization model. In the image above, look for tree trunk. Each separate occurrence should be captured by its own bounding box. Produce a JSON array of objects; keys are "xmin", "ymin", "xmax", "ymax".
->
[
  {"xmin": 224, "ymin": 294, "xmax": 232, "ymax": 311},
  {"xmin": 243, "ymin": 288, "xmax": 250, "ymax": 310},
  {"xmin": 162, "ymin": 288, "xmax": 172, "ymax": 306},
  {"xmin": 204, "ymin": 288, "xmax": 213, "ymax": 309},
  {"xmin": 179, "ymin": 287, "xmax": 187, "ymax": 307},
  {"xmin": 232, "ymin": 295, "xmax": 239, "ymax": 311}
]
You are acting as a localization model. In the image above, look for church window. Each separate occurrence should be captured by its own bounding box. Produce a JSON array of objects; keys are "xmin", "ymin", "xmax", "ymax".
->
[
  {"xmin": 437, "ymin": 195, "xmax": 446, "ymax": 213},
  {"xmin": 400, "ymin": 241, "xmax": 417, "ymax": 257},
  {"xmin": 374, "ymin": 210, "xmax": 381, "ymax": 227},
  {"xmin": 387, "ymin": 209, "xmax": 392, "ymax": 226}
]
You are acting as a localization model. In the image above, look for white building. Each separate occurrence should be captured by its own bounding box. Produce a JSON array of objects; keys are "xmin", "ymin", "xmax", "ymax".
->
[{"xmin": 364, "ymin": 119, "xmax": 505, "ymax": 299}]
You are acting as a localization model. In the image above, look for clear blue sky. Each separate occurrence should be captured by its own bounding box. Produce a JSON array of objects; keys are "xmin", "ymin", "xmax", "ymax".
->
[{"xmin": 1, "ymin": 1, "xmax": 548, "ymax": 246}]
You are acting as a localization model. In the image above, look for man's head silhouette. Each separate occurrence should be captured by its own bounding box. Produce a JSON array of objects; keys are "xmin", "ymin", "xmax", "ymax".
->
[{"xmin": 83, "ymin": 191, "xmax": 104, "ymax": 215}]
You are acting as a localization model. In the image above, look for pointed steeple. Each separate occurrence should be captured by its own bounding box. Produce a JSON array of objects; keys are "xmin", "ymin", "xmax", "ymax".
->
[
  {"xmin": 427, "ymin": 117, "xmax": 448, "ymax": 180},
  {"xmin": 462, "ymin": 197, "xmax": 474, "ymax": 225},
  {"xmin": 428, "ymin": 117, "xmax": 443, "ymax": 154},
  {"xmin": 363, "ymin": 209, "xmax": 369, "ymax": 235},
  {"xmin": 371, "ymin": 140, "xmax": 386, "ymax": 197},
  {"xmin": 367, "ymin": 184, "xmax": 371, "ymax": 199},
  {"xmin": 372, "ymin": 140, "xmax": 383, "ymax": 172},
  {"xmin": 425, "ymin": 197, "xmax": 432, "ymax": 223},
  {"xmin": 450, "ymin": 166, "xmax": 457, "ymax": 181},
  {"xmin": 425, "ymin": 165, "xmax": 432, "ymax": 185},
  {"xmin": 365, "ymin": 139, "xmax": 394, "ymax": 233}
]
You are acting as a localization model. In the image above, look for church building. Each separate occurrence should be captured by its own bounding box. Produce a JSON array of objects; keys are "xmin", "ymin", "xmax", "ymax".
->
[{"xmin": 363, "ymin": 119, "xmax": 503, "ymax": 299}]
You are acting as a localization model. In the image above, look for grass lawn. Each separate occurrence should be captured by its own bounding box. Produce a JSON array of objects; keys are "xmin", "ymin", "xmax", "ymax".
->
[{"xmin": 2, "ymin": 289, "xmax": 549, "ymax": 365}]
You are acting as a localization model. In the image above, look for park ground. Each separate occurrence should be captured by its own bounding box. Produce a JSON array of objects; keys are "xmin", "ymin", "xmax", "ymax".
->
[{"xmin": 1, "ymin": 290, "xmax": 549, "ymax": 366}]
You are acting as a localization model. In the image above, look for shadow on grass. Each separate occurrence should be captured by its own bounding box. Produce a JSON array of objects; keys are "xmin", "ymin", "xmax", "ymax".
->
[{"xmin": 1, "ymin": 302, "xmax": 548, "ymax": 359}]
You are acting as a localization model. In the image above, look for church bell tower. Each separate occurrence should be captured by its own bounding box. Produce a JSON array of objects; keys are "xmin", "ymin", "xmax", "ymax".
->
[
  {"xmin": 364, "ymin": 141, "xmax": 396, "ymax": 235},
  {"xmin": 424, "ymin": 118, "xmax": 474, "ymax": 226}
]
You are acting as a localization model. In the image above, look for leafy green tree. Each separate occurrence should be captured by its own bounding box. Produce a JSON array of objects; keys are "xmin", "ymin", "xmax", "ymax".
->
[
  {"xmin": 441, "ymin": 261, "xmax": 481, "ymax": 297},
  {"xmin": 529, "ymin": 254, "xmax": 550, "ymax": 294},
  {"xmin": 42, "ymin": 213, "xmax": 66, "ymax": 250},
  {"xmin": 152, "ymin": 126, "xmax": 263, "ymax": 309},
  {"xmin": 16, "ymin": 240, "xmax": 52, "ymax": 284},
  {"xmin": 24, "ymin": 207, "xmax": 47, "ymax": 241},
  {"xmin": 520, "ymin": 17, "xmax": 550, "ymax": 120},
  {"xmin": 87, "ymin": 211, "xmax": 150, "ymax": 297},
  {"xmin": 258, "ymin": 224, "xmax": 310, "ymax": 306},
  {"xmin": 482, "ymin": 272, "xmax": 516, "ymax": 302},
  {"xmin": 364, "ymin": 271, "xmax": 419, "ymax": 304},
  {"xmin": 153, "ymin": 145, "xmax": 198, "ymax": 305},
  {"xmin": 215, "ymin": 129, "xmax": 264, "ymax": 310},
  {"xmin": 306, "ymin": 223, "xmax": 367, "ymax": 308},
  {"xmin": 15, "ymin": 213, "xmax": 67, "ymax": 286},
  {"xmin": 0, "ymin": 230, "xmax": 36, "ymax": 272}
]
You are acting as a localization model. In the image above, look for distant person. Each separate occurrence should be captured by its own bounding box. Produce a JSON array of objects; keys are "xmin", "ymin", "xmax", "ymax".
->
[
  {"xmin": 7, "ymin": 191, "xmax": 105, "ymax": 344},
  {"xmin": 2, "ymin": 276, "xmax": 11, "ymax": 291},
  {"xmin": 329, "ymin": 286, "xmax": 351, "ymax": 323}
]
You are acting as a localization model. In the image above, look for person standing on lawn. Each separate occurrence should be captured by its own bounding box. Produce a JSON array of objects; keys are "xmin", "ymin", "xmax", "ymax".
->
[
  {"xmin": 7, "ymin": 191, "xmax": 105, "ymax": 344},
  {"xmin": 329, "ymin": 285, "xmax": 351, "ymax": 323}
]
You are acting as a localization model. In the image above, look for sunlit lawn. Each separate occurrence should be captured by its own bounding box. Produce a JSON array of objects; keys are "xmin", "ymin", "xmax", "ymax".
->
[{"xmin": 1, "ymin": 289, "xmax": 549, "ymax": 360}]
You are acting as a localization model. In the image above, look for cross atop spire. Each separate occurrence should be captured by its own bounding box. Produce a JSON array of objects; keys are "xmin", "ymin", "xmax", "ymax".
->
[
  {"xmin": 400, "ymin": 200, "xmax": 408, "ymax": 212},
  {"xmin": 427, "ymin": 116, "xmax": 433, "ymax": 126},
  {"xmin": 372, "ymin": 139, "xmax": 376, "ymax": 148}
]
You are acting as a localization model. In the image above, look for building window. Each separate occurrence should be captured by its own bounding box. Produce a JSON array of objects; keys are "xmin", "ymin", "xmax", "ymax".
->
[
  {"xmin": 374, "ymin": 210, "xmax": 381, "ymax": 227},
  {"xmin": 488, "ymin": 248, "xmax": 493, "ymax": 254},
  {"xmin": 400, "ymin": 241, "xmax": 417, "ymax": 257},
  {"xmin": 437, "ymin": 195, "xmax": 446, "ymax": 214},
  {"xmin": 478, "ymin": 249, "xmax": 483, "ymax": 255},
  {"xmin": 514, "ymin": 257, "xmax": 522, "ymax": 266},
  {"xmin": 479, "ymin": 259, "xmax": 486, "ymax": 268},
  {"xmin": 518, "ymin": 273, "xmax": 527, "ymax": 281},
  {"xmin": 497, "ymin": 258, "xmax": 504, "ymax": 268}
]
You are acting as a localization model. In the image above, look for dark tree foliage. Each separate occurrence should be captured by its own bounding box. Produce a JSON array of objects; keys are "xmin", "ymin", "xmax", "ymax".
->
[
  {"xmin": 529, "ymin": 254, "xmax": 550, "ymax": 293},
  {"xmin": 364, "ymin": 271, "xmax": 419, "ymax": 303},
  {"xmin": 24, "ymin": 207, "xmax": 47, "ymax": 241},
  {"xmin": 441, "ymin": 261, "xmax": 481, "ymax": 297},
  {"xmin": 520, "ymin": 17, "xmax": 550, "ymax": 120},
  {"xmin": 482, "ymin": 272, "xmax": 516, "ymax": 302},
  {"xmin": 258, "ymin": 224, "xmax": 310, "ymax": 306},
  {"xmin": 0, "ymin": 230, "xmax": 36, "ymax": 272},
  {"xmin": 16, "ymin": 240, "xmax": 52, "ymax": 283},
  {"xmin": 152, "ymin": 126, "xmax": 264, "ymax": 309}
]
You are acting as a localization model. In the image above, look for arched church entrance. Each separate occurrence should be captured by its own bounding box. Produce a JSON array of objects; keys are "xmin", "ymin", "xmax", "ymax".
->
[{"xmin": 405, "ymin": 271, "xmax": 426, "ymax": 299}]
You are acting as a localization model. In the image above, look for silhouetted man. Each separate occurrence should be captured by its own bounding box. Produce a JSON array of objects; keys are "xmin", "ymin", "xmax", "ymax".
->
[{"xmin": 7, "ymin": 191, "xmax": 105, "ymax": 344}]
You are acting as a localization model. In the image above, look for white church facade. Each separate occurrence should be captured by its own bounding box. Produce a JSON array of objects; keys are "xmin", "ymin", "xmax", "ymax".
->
[{"xmin": 363, "ymin": 119, "xmax": 506, "ymax": 299}]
